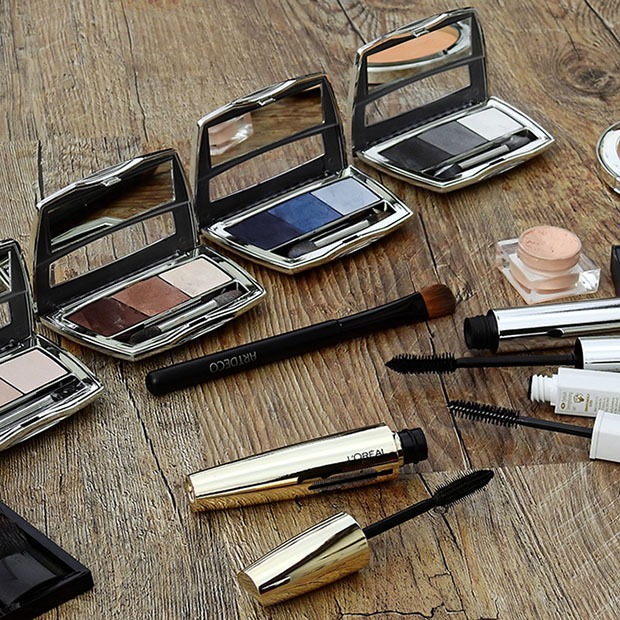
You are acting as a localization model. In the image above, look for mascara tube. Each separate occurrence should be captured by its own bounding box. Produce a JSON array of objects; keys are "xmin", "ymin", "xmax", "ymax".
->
[
  {"xmin": 185, "ymin": 424, "xmax": 427, "ymax": 511},
  {"xmin": 464, "ymin": 297, "xmax": 620, "ymax": 352}
]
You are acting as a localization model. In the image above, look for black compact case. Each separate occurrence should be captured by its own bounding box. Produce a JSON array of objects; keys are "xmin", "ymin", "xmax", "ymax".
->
[{"xmin": 0, "ymin": 501, "xmax": 93, "ymax": 619}]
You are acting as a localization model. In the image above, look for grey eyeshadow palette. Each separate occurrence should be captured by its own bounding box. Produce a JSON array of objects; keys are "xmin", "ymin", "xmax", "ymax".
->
[{"xmin": 225, "ymin": 176, "xmax": 383, "ymax": 254}]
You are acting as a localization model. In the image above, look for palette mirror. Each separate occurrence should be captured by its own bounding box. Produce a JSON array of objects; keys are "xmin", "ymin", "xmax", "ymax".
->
[
  {"xmin": 0, "ymin": 254, "xmax": 11, "ymax": 330},
  {"xmin": 366, "ymin": 18, "xmax": 472, "ymax": 88}
]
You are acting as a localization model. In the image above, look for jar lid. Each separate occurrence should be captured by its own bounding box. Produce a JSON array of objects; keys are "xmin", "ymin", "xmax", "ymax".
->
[{"xmin": 596, "ymin": 122, "xmax": 620, "ymax": 194}]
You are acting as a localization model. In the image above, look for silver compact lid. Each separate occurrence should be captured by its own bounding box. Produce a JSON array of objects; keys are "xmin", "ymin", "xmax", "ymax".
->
[
  {"xmin": 0, "ymin": 240, "xmax": 34, "ymax": 348},
  {"xmin": 596, "ymin": 122, "xmax": 620, "ymax": 194},
  {"xmin": 32, "ymin": 149, "xmax": 195, "ymax": 318},
  {"xmin": 350, "ymin": 8, "xmax": 485, "ymax": 155},
  {"xmin": 192, "ymin": 73, "xmax": 346, "ymax": 230}
]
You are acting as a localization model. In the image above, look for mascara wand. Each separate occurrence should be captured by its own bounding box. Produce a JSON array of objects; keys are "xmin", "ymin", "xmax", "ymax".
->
[
  {"xmin": 387, "ymin": 351, "xmax": 573, "ymax": 375},
  {"xmin": 386, "ymin": 335, "xmax": 620, "ymax": 375},
  {"xmin": 237, "ymin": 470, "xmax": 494, "ymax": 605},
  {"xmin": 448, "ymin": 399, "xmax": 620, "ymax": 464}
]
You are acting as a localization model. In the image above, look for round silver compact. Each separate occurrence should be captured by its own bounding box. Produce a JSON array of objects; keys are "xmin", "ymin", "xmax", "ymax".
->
[{"xmin": 596, "ymin": 122, "xmax": 620, "ymax": 194}]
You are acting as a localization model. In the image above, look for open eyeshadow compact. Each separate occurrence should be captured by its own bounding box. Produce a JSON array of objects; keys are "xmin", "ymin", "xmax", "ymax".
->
[
  {"xmin": 32, "ymin": 149, "xmax": 266, "ymax": 361},
  {"xmin": 0, "ymin": 240, "xmax": 102, "ymax": 452},
  {"xmin": 350, "ymin": 7, "xmax": 554, "ymax": 192},
  {"xmin": 192, "ymin": 73, "xmax": 413, "ymax": 273},
  {"xmin": 0, "ymin": 500, "xmax": 93, "ymax": 618}
]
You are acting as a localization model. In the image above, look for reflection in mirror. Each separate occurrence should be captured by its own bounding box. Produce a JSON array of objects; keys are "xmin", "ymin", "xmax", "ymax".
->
[
  {"xmin": 0, "ymin": 303, "xmax": 10, "ymax": 330},
  {"xmin": 210, "ymin": 134, "xmax": 324, "ymax": 201},
  {"xmin": 208, "ymin": 85, "xmax": 324, "ymax": 167},
  {"xmin": 50, "ymin": 161, "xmax": 175, "ymax": 250},
  {"xmin": 364, "ymin": 65, "xmax": 471, "ymax": 126},
  {"xmin": 49, "ymin": 212, "xmax": 176, "ymax": 287},
  {"xmin": 0, "ymin": 254, "xmax": 11, "ymax": 296},
  {"xmin": 367, "ymin": 19, "xmax": 472, "ymax": 87}
]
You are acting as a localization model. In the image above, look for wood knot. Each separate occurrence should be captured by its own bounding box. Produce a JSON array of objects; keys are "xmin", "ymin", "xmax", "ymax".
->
[{"xmin": 556, "ymin": 44, "xmax": 618, "ymax": 99}]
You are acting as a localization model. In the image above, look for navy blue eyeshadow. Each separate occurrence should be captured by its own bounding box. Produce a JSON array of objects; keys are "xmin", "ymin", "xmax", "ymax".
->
[
  {"xmin": 227, "ymin": 212, "xmax": 302, "ymax": 250},
  {"xmin": 268, "ymin": 194, "xmax": 340, "ymax": 233}
]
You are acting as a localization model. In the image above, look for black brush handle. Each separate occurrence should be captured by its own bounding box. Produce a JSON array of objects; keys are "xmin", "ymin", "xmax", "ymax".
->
[
  {"xmin": 518, "ymin": 416, "xmax": 593, "ymax": 438},
  {"xmin": 146, "ymin": 293, "xmax": 428, "ymax": 395},
  {"xmin": 363, "ymin": 498, "xmax": 435, "ymax": 539}
]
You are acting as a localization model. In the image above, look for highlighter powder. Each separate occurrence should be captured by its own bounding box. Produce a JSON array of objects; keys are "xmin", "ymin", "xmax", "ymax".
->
[
  {"xmin": 311, "ymin": 178, "xmax": 380, "ymax": 215},
  {"xmin": 112, "ymin": 276, "xmax": 190, "ymax": 317},
  {"xmin": 0, "ymin": 350, "xmax": 67, "ymax": 393},
  {"xmin": 517, "ymin": 226, "xmax": 582, "ymax": 272},
  {"xmin": 159, "ymin": 258, "xmax": 232, "ymax": 297},
  {"xmin": 0, "ymin": 378, "xmax": 22, "ymax": 406},
  {"xmin": 68, "ymin": 298, "xmax": 148, "ymax": 337},
  {"xmin": 368, "ymin": 26, "xmax": 460, "ymax": 65}
]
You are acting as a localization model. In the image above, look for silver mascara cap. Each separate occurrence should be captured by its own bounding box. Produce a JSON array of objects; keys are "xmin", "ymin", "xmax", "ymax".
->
[{"xmin": 465, "ymin": 297, "xmax": 620, "ymax": 352}]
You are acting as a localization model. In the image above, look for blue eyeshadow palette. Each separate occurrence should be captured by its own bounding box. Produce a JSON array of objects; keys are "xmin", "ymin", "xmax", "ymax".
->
[{"xmin": 192, "ymin": 73, "xmax": 413, "ymax": 273}]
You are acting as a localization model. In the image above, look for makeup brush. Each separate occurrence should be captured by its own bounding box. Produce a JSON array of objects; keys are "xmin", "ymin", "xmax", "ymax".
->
[
  {"xmin": 238, "ymin": 469, "xmax": 494, "ymax": 606},
  {"xmin": 448, "ymin": 399, "xmax": 620, "ymax": 463},
  {"xmin": 386, "ymin": 335, "xmax": 620, "ymax": 375},
  {"xmin": 146, "ymin": 283, "xmax": 456, "ymax": 395}
]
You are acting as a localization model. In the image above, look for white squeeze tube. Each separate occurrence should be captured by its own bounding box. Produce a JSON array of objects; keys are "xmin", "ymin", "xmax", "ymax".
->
[{"xmin": 529, "ymin": 367, "xmax": 620, "ymax": 417}]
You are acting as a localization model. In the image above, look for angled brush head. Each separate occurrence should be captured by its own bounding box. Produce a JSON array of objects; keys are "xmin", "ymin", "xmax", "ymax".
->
[
  {"xmin": 420, "ymin": 284, "xmax": 457, "ymax": 320},
  {"xmin": 386, "ymin": 352, "xmax": 457, "ymax": 374},
  {"xmin": 449, "ymin": 399, "xmax": 520, "ymax": 427},
  {"xmin": 432, "ymin": 469, "xmax": 494, "ymax": 507}
]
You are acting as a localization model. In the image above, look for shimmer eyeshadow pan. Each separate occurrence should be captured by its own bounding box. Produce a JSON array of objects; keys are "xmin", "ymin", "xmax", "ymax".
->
[
  {"xmin": 68, "ymin": 298, "xmax": 148, "ymax": 337},
  {"xmin": 112, "ymin": 276, "xmax": 190, "ymax": 316},
  {"xmin": 159, "ymin": 258, "xmax": 232, "ymax": 297},
  {"xmin": 0, "ymin": 349, "xmax": 67, "ymax": 393},
  {"xmin": 0, "ymin": 378, "xmax": 21, "ymax": 407}
]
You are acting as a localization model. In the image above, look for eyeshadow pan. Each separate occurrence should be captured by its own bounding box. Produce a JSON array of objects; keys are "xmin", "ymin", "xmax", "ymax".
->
[
  {"xmin": 0, "ymin": 349, "xmax": 67, "ymax": 393},
  {"xmin": 112, "ymin": 276, "xmax": 190, "ymax": 317},
  {"xmin": 381, "ymin": 137, "xmax": 451, "ymax": 172},
  {"xmin": 269, "ymin": 194, "xmax": 340, "ymax": 232},
  {"xmin": 458, "ymin": 108, "xmax": 523, "ymax": 141},
  {"xmin": 311, "ymin": 178, "xmax": 380, "ymax": 215},
  {"xmin": 417, "ymin": 121, "xmax": 487, "ymax": 155},
  {"xmin": 227, "ymin": 211, "xmax": 303, "ymax": 250},
  {"xmin": 159, "ymin": 257, "xmax": 233, "ymax": 297},
  {"xmin": 68, "ymin": 298, "xmax": 148, "ymax": 337},
  {"xmin": 0, "ymin": 378, "xmax": 22, "ymax": 406}
]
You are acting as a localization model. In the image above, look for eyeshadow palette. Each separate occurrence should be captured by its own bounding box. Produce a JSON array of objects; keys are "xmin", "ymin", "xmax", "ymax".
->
[
  {"xmin": 0, "ymin": 241, "xmax": 102, "ymax": 452},
  {"xmin": 32, "ymin": 150, "xmax": 265, "ymax": 361},
  {"xmin": 350, "ymin": 8, "xmax": 554, "ymax": 192},
  {"xmin": 193, "ymin": 73, "xmax": 413, "ymax": 273},
  {"xmin": 0, "ymin": 500, "xmax": 93, "ymax": 619}
]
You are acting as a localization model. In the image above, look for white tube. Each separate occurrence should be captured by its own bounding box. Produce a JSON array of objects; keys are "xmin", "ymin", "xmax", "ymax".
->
[{"xmin": 530, "ymin": 367, "xmax": 620, "ymax": 417}]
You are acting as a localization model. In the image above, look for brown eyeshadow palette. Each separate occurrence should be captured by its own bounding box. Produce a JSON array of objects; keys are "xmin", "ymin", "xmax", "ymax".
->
[
  {"xmin": 33, "ymin": 150, "xmax": 266, "ymax": 361},
  {"xmin": 0, "ymin": 240, "xmax": 102, "ymax": 452},
  {"xmin": 67, "ymin": 256, "xmax": 234, "ymax": 339}
]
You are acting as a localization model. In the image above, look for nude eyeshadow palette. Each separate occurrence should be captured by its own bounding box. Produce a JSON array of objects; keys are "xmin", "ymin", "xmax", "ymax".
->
[{"xmin": 32, "ymin": 150, "xmax": 265, "ymax": 361}]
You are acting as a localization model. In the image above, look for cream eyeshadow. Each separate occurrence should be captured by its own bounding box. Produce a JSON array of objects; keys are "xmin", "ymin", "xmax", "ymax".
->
[
  {"xmin": 159, "ymin": 258, "xmax": 232, "ymax": 297},
  {"xmin": 0, "ymin": 349, "xmax": 68, "ymax": 394}
]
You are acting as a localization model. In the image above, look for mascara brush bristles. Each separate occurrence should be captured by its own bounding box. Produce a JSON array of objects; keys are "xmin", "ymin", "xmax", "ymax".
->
[
  {"xmin": 386, "ymin": 353, "xmax": 458, "ymax": 374},
  {"xmin": 363, "ymin": 470, "xmax": 494, "ymax": 539},
  {"xmin": 449, "ymin": 399, "xmax": 520, "ymax": 427}
]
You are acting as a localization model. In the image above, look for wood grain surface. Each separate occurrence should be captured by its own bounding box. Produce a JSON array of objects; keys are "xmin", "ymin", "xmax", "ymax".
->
[{"xmin": 1, "ymin": 1, "xmax": 619, "ymax": 618}]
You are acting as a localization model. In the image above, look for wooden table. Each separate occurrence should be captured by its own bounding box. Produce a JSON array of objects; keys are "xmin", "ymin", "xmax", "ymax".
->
[{"xmin": 2, "ymin": 1, "xmax": 619, "ymax": 618}]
